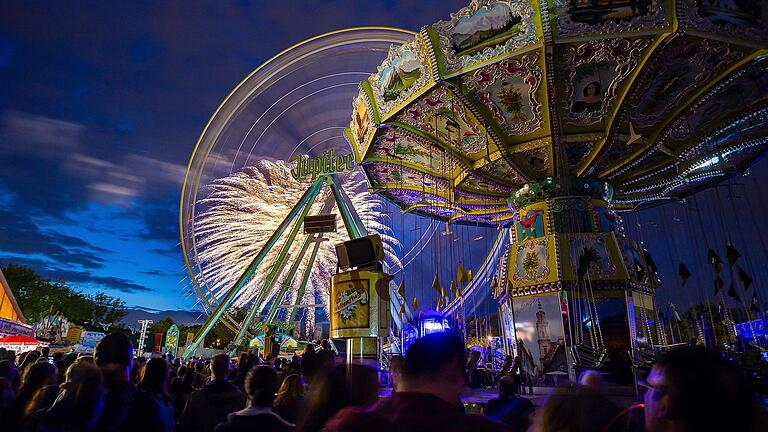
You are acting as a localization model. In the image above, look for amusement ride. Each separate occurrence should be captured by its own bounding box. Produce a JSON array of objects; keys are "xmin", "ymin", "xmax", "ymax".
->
[{"xmin": 179, "ymin": 1, "xmax": 768, "ymax": 382}]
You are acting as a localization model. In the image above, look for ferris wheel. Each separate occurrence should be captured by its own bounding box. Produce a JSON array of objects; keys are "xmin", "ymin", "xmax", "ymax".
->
[{"xmin": 179, "ymin": 28, "xmax": 422, "ymax": 356}]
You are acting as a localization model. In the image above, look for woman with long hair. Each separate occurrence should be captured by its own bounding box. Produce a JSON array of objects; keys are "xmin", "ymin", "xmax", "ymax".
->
[
  {"xmin": 139, "ymin": 358, "xmax": 174, "ymax": 432},
  {"xmin": 273, "ymin": 374, "xmax": 305, "ymax": 424},
  {"xmin": 2, "ymin": 361, "xmax": 58, "ymax": 430},
  {"xmin": 33, "ymin": 359, "xmax": 106, "ymax": 432}
]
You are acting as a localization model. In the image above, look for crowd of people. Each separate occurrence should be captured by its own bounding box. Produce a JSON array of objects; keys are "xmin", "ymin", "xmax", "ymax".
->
[{"xmin": 0, "ymin": 331, "xmax": 765, "ymax": 432}]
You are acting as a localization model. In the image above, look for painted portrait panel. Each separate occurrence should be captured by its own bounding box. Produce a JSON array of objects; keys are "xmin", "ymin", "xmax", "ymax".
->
[
  {"xmin": 369, "ymin": 127, "xmax": 456, "ymax": 173},
  {"xmin": 681, "ymin": 61, "xmax": 768, "ymax": 139},
  {"xmin": 398, "ymin": 87, "xmax": 488, "ymax": 155},
  {"xmin": 569, "ymin": 61, "xmax": 619, "ymax": 115},
  {"xmin": 479, "ymin": 157, "xmax": 526, "ymax": 186},
  {"xmin": 564, "ymin": 233, "xmax": 620, "ymax": 280},
  {"xmin": 491, "ymin": 75, "xmax": 534, "ymax": 125},
  {"xmin": 463, "ymin": 54, "xmax": 543, "ymax": 136},
  {"xmin": 565, "ymin": 141, "xmax": 594, "ymax": 171},
  {"xmin": 562, "ymin": 38, "xmax": 649, "ymax": 126},
  {"xmin": 631, "ymin": 39, "xmax": 742, "ymax": 129}
]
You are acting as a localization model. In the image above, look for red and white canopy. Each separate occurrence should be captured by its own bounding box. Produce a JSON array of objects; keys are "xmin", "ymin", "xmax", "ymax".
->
[{"xmin": 0, "ymin": 335, "xmax": 42, "ymax": 346}]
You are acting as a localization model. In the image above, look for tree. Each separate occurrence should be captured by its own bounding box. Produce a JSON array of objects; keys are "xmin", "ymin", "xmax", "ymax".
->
[
  {"xmin": 149, "ymin": 317, "xmax": 175, "ymax": 335},
  {"xmin": 2, "ymin": 264, "xmax": 127, "ymax": 327}
]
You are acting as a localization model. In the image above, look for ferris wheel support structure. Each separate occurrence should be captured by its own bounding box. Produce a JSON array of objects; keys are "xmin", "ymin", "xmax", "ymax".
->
[{"xmin": 183, "ymin": 174, "xmax": 377, "ymax": 359}]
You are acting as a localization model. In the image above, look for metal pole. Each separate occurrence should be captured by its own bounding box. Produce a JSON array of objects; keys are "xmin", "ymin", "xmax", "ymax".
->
[
  {"xmin": 182, "ymin": 178, "xmax": 324, "ymax": 359},
  {"xmin": 288, "ymin": 237, "xmax": 325, "ymax": 324},
  {"xmin": 264, "ymin": 235, "xmax": 319, "ymax": 323},
  {"xmin": 327, "ymin": 175, "xmax": 367, "ymax": 239},
  {"xmin": 138, "ymin": 319, "xmax": 152, "ymax": 357}
]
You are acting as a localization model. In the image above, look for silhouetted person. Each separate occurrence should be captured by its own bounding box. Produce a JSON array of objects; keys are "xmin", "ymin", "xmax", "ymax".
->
[
  {"xmin": 59, "ymin": 353, "xmax": 77, "ymax": 384},
  {"xmin": 325, "ymin": 332, "xmax": 509, "ymax": 432},
  {"xmin": 273, "ymin": 374, "xmax": 305, "ymax": 424},
  {"xmin": 317, "ymin": 340, "xmax": 335, "ymax": 368},
  {"xmin": 484, "ymin": 374, "xmax": 534, "ymax": 431},
  {"xmin": 215, "ymin": 366, "xmax": 293, "ymax": 432},
  {"xmin": 139, "ymin": 358, "xmax": 175, "ymax": 432},
  {"xmin": 169, "ymin": 366, "xmax": 195, "ymax": 421},
  {"xmin": 0, "ymin": 359, "xmax": 20, "ymax": 393},
  {"xmin": 533, "ymin": 385, "xmax": 622, "ymax": 432},
  {"xmin": 94, "ymin": 332, "xmax": 165, "ymax": 432},
  {"xmin": 644, "ymin": 346, "xmax": 764, "ymax": 432},
  {"xmin": 232, "ymin": 353, "xmax": 253, "ymax": 390},
  {"xmin": 31, "ymin": 359, "xmax": 106, "ymax": 432},
  {"xmin": 3, "ymin": 361, "xmax": 58, "ymax": 430},
  {"xmin": 297, "ymin": 363, "xmax": 379, "ymax": 432},
  {"xmin": 177, "ymin": 354, "xmax": 245, "ymax": 432}
]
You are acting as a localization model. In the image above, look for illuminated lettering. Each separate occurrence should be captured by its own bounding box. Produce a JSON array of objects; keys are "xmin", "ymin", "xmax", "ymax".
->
[{"xmin": 290, "ymin": 151, "xmax": 357, "ymax": 180}]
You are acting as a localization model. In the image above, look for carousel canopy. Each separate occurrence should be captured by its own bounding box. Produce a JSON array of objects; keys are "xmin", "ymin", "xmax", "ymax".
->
[{"xmin": 346, "ymin": 0, "xmax": 768, "ymax": 223}]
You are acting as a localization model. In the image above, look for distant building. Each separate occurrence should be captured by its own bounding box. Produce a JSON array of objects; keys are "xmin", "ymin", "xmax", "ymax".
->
[{"xmin": 0, "ymin": 268, "xmax": 33, "ymax": 337}]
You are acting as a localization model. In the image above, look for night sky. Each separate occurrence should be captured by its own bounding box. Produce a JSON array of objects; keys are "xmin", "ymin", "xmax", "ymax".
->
[{"xmin": 1, "ymin": 1, "xmax": 766, "ymax": 317}]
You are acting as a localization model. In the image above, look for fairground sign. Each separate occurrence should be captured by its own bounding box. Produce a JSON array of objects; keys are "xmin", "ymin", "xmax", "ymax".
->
[{"xmin": 290, "ymin": 149, "xmax": 356, "ymax": 180}]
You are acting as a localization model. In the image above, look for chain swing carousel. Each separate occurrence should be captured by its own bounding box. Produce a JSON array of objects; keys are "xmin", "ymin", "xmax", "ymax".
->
[{"xmin": 345, "ymin": 0, "xmax": 768, "ymax": 383}]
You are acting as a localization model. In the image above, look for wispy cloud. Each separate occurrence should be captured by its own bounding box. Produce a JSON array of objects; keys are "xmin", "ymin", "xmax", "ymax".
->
[
  {"xmin": 0, "ymin": 255, "xmax": 151, "ymax": 293},
  {"xmin": 0, "ymin": 210, "xmax": 108, "ymax": 269},
  {"xmin": 0, "ymin": 110, "xmax": 83, "ymax": 158}
]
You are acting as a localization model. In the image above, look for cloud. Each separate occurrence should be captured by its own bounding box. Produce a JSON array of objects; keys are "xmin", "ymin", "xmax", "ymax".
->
[
  {"xmin": 45, "ymin": 268, "xmax": 152, "ymax": 293},
  {"xmin": 0, "ymin": 210, "xmax": 107, "ymax": 269},
  {"xmin": 0, "ymin": 110, "xmax": 187, "ymax": 211},
  {"xmin": 59, "ymin": 152, "xmax": 187, "ymax": 205},
  {"xmin": 0, "ymin": 110, "xmax": 84, "ymax": 158},
  {"xmin": 140, "ymin": 269, "xmax": 182, "ymax": 277},
  {"xmin": 150, "ymin": 245, "xmax": 180, "ymax": 257},
  {"xmin": 0, "ymin": 256, "xmax": 151, "ymax": 293}
]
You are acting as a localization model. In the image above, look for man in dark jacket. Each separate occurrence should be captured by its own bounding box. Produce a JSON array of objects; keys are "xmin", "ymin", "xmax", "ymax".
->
[
  {"xmin": 178, "ymin": 353, "xmax": 246, "ymax": 432},
  {"xmin": 95, "ymin": 333, "xmax": 166, "ymax": 432},
  {"xmin": 325, "ymin": 332, "xmax": 510, "ymax": 432},
  {"xmin": 215, "ymin": 365, "xmax": 293, "ymax": 432},
  {"xmin": 484, "ymin": 374, "xmax": 534, "ymax": 431}
]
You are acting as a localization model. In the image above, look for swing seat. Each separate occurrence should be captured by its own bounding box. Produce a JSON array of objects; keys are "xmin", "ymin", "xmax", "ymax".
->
[{"xmin": 571, "ymin": 344, "xmax": 609, "ymax": 370}]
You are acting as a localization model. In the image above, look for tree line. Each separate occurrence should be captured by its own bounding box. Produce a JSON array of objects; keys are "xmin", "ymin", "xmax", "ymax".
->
[{"xmin": 2, "ymin": 264, "xmax": 127, "ymax": 328}]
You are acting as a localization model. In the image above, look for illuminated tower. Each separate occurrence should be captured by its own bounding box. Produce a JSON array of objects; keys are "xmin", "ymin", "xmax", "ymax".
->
[{"xmin": 536, "ymin": 304, "xmax": 551, "ymax": 362}]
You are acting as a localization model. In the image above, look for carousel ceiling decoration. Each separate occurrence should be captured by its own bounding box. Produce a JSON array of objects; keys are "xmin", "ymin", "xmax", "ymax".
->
[{"xmin": 346, "ymin": 0, "xmax": 768, "ymax": 223}]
